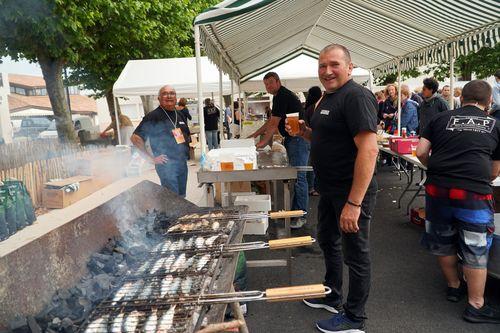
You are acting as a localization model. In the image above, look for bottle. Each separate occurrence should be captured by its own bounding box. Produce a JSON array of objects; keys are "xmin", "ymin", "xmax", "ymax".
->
[{"xmin": 402, "ymin": 127, "xmax": 407, "ymax": 138}]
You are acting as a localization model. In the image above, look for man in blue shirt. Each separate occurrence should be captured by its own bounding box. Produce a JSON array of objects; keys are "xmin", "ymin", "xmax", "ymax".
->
[{"xmin": 131, "ymin": 85, "xmax": 190, "ymax": 197}]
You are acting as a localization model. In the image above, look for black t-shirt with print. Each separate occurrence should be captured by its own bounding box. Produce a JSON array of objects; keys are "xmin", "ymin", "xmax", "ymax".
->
[
  {"xmin": 204, "ymin": 106, "xmax": 220, "ymax": 131},
  {"xmin": 271, "ymin": 86, "xmax": 303, "ymax": 137},
  {"xmin": 310, "ymin": 79, "xmax": 378, "ymax": 193},
  {"xmin": 422, "ymin": 105, "xmax": 500, "ymax": 194},
  {"xmin": 134, "ymin": 107, "xmax": 190, "ymax": 161}
]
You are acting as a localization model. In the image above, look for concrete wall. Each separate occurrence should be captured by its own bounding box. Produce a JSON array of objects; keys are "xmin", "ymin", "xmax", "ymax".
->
[{"xmin": 0, "ymin": 180, "xmax": 199, "ymax": 328}]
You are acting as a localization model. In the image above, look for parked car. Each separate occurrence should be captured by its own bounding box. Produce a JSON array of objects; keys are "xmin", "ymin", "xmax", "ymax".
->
[
  {"xmin": 38, "ymin": 116, "xmax": 100, "ymax": 140},
  {"xmin": 14, "ymin": 117, "xmax": 52, "ymax": 139}
]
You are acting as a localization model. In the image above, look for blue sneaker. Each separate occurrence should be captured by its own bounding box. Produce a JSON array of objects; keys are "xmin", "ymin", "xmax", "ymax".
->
[
  {"xmin": 316, "ymin": 313, "xmax": 365, "ymax": 333},
  {"xmin": 303, "ymin": 298, "xmax": 343, "ymax": 313}
]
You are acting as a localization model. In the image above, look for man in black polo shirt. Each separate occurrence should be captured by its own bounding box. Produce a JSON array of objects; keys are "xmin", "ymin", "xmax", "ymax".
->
[
  {"xmin": 248, "ymin": 72, "xmax": 309, "ymax": 229},
  {"xmin": 416, "ymin": 80, "xmax": 500, "ymax": 324},
  {"xmin": 131, "ymin": 85, "xmax": 190, "ymax": 197},
  {"xmin": 287, "ymin": 44, "xmax": 378, "ymax": 332}
]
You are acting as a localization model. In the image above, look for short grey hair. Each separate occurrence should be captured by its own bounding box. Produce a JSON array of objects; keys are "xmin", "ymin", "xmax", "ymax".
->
[
  {"xmin": 158, "ymin": 85, "xmax": 176, "ymax": 97},
  {"xmin": 319, "ymin": 44, "xmax": 352, "ymax": 63}
]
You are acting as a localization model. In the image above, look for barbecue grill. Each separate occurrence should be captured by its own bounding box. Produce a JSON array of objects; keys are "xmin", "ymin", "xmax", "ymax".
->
[{"xmin": 78, "ymin": 206, "xmax": 320, "ymax": 333}]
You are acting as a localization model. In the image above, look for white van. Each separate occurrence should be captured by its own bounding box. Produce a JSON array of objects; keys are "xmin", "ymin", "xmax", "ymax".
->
[{"xmin": 38, "ymin": 116, "xmax": 99, "ymax": 140}]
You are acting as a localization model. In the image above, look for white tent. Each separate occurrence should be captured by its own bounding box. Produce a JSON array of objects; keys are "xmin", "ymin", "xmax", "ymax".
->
[
  {"xmin": 241, "ymin": 55, "xmax": 370, "ymax": 92},
  {"xmin": 113, "ymin": 57, "xmax": 233, "ymax": 98}
]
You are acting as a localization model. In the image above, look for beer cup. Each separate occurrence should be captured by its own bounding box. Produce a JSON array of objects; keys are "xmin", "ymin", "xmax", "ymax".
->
[{"xmin": 286, "ymin": 112, "xmax": 300, "ymax": 135}]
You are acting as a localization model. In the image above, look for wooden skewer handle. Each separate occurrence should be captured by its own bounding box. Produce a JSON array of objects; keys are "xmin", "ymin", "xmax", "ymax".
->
[
  {"xmin": 268, "ymin": 210, "xmax": 305, "ymax": 219},
  {"xmin": 266, "ymin": 284, "xmax": 326, "ymax": 302},
  {"xmin": 268, "ymin": 236, "xmax": 313, "ymax": 250},
  {"xmin": 196, "ymin": 320, "xmax": 244, "ymax": 333}
]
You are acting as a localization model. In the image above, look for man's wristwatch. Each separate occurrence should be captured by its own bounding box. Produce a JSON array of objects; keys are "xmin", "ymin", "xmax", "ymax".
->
[{"xmin": 346, "ymin": 200, "xmax": 362, "ymax": 208}]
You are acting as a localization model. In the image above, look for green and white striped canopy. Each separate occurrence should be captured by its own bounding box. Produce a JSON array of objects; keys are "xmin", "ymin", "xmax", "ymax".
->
[{"xmin": 195, "ymin": 0, "xmax": 499, "ymax": 80}]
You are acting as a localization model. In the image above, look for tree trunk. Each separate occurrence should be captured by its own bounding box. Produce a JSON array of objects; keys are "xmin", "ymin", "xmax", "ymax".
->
[
  {"xmin": 105, "ymin": 90, "xmax": 121, "ymax": 115},
  {"xmin": 38, "ymin": 56, "xmax": 76, "ymax": 143},
  {"xmin": 140, "ymin": 95, "xmax": 156, "ymax": 115}
]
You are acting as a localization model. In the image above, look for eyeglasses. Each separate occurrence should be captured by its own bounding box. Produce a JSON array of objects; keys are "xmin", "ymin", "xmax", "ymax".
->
[{"xmin": 162, "ymin": 92, "xmax": 176, "ymax": 97}]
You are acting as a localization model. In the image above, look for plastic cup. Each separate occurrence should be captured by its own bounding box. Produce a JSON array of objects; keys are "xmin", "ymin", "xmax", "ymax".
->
[
  {"xmin": 244, "ymin": 162, "xmax": 253, "ymax": 170},
  {"xmin": 411, "ymin": 146, "xmax": 417, "ymax": 157},
  {"xmin": 220, "ymin": 162, "xmax": 234, "ymax": 171},
  {"xmin": 286, "ymin": 112, "xmax": 300, "ymax": 135}
]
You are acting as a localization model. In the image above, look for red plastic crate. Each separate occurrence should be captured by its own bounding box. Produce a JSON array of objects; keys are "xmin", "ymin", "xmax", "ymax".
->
[{"xmin": 390, "ymin": 137, "xmax": 419, "ymax": 154}]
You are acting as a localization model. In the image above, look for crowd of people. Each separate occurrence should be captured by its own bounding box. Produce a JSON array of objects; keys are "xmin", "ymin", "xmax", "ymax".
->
[{"xmin": 100, "ymin": 42, "xmax": 500, "ymax": 332}]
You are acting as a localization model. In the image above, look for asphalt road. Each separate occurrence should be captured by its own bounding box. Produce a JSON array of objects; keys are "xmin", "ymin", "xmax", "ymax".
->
[{"xmin": 242, "ymin": 166, "xmax": 500, "ymax": 332}]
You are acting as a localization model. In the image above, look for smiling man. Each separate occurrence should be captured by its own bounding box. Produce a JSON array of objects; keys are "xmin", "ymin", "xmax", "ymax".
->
[
  {"xmin": 131, "ymin": 85, "xmax": 191, "ymax": 197},
  {"xmin": 287, "ymin": 44, "xmax": 379, "ymax": 333}
]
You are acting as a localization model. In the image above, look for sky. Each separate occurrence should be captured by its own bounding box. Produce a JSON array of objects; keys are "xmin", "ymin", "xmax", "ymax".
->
[{"xmin": 0, "ymin": 56, "xmax": 42, "ymax": 76}]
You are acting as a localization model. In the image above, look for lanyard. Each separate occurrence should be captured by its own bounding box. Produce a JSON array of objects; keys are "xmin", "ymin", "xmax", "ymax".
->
[{"xmin": 160, "ymin": 106, "xmax": 178, "ymax": 128}]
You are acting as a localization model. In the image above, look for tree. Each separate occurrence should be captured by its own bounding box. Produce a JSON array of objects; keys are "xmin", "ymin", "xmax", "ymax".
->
[
  {"xmin": 0, "ymin": 0, "xmax": 107, "ymax": 142},
  {"xmin": 67, "ymin": 0, "xmax": 218, "ymax": 116},
  {"xmin": 374, "ymin": 44, "xmax": 500, "ymax": 85}
]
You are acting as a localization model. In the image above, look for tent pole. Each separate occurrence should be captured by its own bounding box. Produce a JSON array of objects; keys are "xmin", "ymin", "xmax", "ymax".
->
[
  {"xmin": 237, "ymin": 81, "xmax": 242, "ymax": 135},
  {"xmin": 367, "ymin": 69, "xmax": 373, "ymax": 92},
  {"xmin": 230, "ymin": 79, "xmax": 234, "ymax": 139},
  {"xmin": 449, "ymin": 41, "xmax": 455, "ymax": 109},
  {"xmin": 218, "ymin": 54, "xmax": 224, "ymax": 141},
  {"xmin": 397, "ymin": 60, "xmax": 402, "ymax": 136},
  {"xmin": 195, "ymin": 25, "xmax": 207, "ymax": 156},
  {"xmin": 113, "ymin": 97, "xmax": 122, "ymax": 145}
]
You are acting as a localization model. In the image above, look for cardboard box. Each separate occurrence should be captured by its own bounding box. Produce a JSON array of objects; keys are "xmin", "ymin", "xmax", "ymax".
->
[
  {"xmin": 42, "ymin": 176, "xmax": 96, "ymax": 209},
  {"xmin": 389, "ymin": 137, "xmax": 419, "ymax": 154},
  {"xmin": 215, "ymin": 181, "xmax": 252, "ymax": 205}
]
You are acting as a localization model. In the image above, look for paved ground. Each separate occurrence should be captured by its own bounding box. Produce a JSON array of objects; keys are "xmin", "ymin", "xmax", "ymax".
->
[{"xmin": 242, "ymin": 166, "xmax": 500, "ymax": 333}]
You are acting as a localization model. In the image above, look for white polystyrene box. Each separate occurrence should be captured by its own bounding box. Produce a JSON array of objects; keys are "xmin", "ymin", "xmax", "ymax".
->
[
  {"xmin": 205, "ymin": 147, "xmax": 257, "ymax": 171},
  {"xmin": 222, "ymin": 191, "xmax": 256, "ymax": 207},
  {"xmin": 234, "ymin": 194, "xmax": 271, "ymax": 212},
  {"xmin": 243, "ymin": 217, "xmax": 268, "ymax": 235},
  {"xmin": 220, "ymin": 139, "xmax": 256, "ymax": 148}
]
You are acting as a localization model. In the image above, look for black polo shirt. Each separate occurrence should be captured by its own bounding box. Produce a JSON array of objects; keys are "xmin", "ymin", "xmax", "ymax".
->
[
  {"xmin": 422, "ymin": 105, "xmax": 500, "ymax": 194},
  {"xmin": 134, "ymin": 107, "xmax": 190, "ymax": 161},
  {"xmin": 271, "ymin": 86, "xmax": 303, "ymax": 137},
  {"xmin": 310, "ymin": 79, "xmax": 378, "ymax": 192}
]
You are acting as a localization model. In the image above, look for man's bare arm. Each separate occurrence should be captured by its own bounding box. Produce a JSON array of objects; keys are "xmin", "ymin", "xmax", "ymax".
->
[
  {"xmin": 349, "ymin": 131, "xmax": 379, "ymax": 204},
  {"xmin": 256, "ymin": 116, "xmax": 281, "ymax": 148},
  {"xmin": 131, "ymin": 134, "xmax": 167, "ymax": 164},
  {"xmin": 416, "ymin": 137, "xmax": 432, "ymax": 167},
  {"xmin": 492, "ymin": 160, "xmax": 500, "ymax": 181},
  {"xmin": 248, "ymin": 118, "xmax": 269, "ymax": 138}
]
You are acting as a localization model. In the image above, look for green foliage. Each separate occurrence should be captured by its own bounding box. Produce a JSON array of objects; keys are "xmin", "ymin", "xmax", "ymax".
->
[
  {"xmin": 67, "ymin": 0, "xmax": 219, "ymax": 98},
  {"xmin": 374, "ymin": 68, "xmax": 420, "ymax": 86},
  {"xmin": 375, "ymin": 44, "xmax": 499, "ymax": 85}
]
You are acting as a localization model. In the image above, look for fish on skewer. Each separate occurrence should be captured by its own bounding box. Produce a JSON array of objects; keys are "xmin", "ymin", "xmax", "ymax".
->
[
  {"xmin": 171, "ymin": 253, "xmax": 186, "ymax": 272},
  {"xmin": 143, "ymin": 309, "xmax": 158, "ymax": 332},
  {"xmin": 112, "ymin": 281, "xmax": 134, "ymax": 303},
  {"xmin": 195, "ymin": 236, "xmax": 205, "ymax": 249},
  {"xmin": 138, "ymin": 281, "xmax": 153, "ymax": 300},
  {"xmin": 123, "ymin": 279, "xmax": 144, "ymax": 300},
  {"xmin": 157, "ymin": 305, "xmax": 176, "ymax": 332},
  {"xmin": 110, "ymin": 313, "xmax": 125, "ymax": 333},
  {"xmin": 211, "ymin": 221, "xmax": 220, "ymax": 231},
  {"xmin": 204, "ymin": 235, "xmax": 219, "ymax": 247},
  {"xmin": 160, "ymin": 275, "xmax": 174, "ymax": 298},
  {"xmin": 163, "ymin": 254, "xmax": 176, "ymax": 272},
  {"xmin": 150, "ymin": 257, "xmax": 167, "ymax": 274},
  {"xmin": 123, "ymin": 311, "xmax": 141, "ymax": 332},
  {"xmin": 168, "ymin": 277, "xmax": 181, "ymax": 296},
  {"xmin": 196, "ymin": 254, "xmax": 211, "ymax": 271},
  {"xmin": 84, "ymin": 315, "xmax": 109, "ymax": 333},
  {"xmin": 181, "ymin": 277, "xmax": 193, "ymax": 294}
]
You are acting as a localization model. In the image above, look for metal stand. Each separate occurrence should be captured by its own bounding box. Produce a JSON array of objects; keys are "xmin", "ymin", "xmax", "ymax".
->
[{"xmin": 229, "ymin": 286, "xmax": 249, "ymax": 333}]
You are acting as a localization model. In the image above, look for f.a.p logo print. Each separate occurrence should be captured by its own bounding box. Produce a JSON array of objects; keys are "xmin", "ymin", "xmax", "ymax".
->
[{"xmin": 446, "ymin": 116, "xmax": 495, "ymax": 133}]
